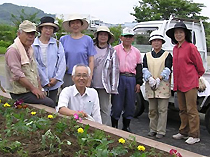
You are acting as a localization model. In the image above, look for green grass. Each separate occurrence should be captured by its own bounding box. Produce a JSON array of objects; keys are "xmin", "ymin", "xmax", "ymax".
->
[{"xmin": 0, "ymin": 47, "xmax": 6, "ymax": 54}]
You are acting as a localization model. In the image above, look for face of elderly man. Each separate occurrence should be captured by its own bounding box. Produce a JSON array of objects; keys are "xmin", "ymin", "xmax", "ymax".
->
[
  {"xmin": 72, "ymin": 66, "xmax": 89, "ymax": 88},
  {"xmin": 18, "ymin": 31, "xmax": 36, "ymax": 49}
]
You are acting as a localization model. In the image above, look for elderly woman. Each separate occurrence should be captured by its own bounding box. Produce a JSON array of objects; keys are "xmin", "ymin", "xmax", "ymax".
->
[
  {"xmin": 33, "ymin": 16, "xmax": 66, "ymax": 105},
  {"xmin": 60, "ymin": 14, "xmax": 97, "ymax": 87},
  {"xmin": 92, "ymin": 26, "xmax": 119, "ymax": 125},
  {"xmin": 166, "ymin": 21, "xmax": 205, "ymax": 144},
  {"xmin": 143, "ymin": 30, "xmax": 172, "ymax": 139}
]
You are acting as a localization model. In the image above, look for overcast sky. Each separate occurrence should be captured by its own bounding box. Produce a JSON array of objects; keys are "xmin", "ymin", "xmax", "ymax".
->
[{"xmin": 1, "ymin": 0, "xmax": 209, "ymax": 24}]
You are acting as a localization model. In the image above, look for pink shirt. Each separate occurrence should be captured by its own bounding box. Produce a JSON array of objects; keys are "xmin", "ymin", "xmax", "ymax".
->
[
  {"xmin": 114, "ymin": 44, "xmax": 141, "ymax": 74},
  {"xmin": 173, "ymin": 41, "xmax": 205, "ymax": 92}
]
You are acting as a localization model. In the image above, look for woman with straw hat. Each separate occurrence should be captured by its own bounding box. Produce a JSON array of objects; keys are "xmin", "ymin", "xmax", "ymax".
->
[
  {"xmin": 33, "ymin": 16, "xmax": 66, "ymax": 105},
  {"xmin": 166, "ymin": 21, "xmax": 205, "ymax": 144},
  {"xmin": 60, "ymin": 14, "xmax": 97, "ymax": 87},
  {"xmin": 92, "ymin": 26, "xmax": 119, "ymax": 125},
  {"xmin": 143, "ymin": 30, "xmax": 172, "ymax": 139}
]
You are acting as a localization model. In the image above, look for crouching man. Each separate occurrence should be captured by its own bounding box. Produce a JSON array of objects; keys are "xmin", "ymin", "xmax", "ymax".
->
[{"xmin": 56, "ymin": 64, "xmax": 102, "ymax": 124}]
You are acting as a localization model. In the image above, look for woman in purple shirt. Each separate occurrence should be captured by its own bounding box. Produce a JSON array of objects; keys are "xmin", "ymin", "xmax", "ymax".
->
[{"xmin": 60, "ymin": 14, "xmax": 97, "ymax": 87}]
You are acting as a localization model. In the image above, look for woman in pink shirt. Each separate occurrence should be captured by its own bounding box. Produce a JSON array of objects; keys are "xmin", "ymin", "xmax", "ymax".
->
[{"xmin": 166, "ymin": 21, "xmax": 205, "ymax": 145}]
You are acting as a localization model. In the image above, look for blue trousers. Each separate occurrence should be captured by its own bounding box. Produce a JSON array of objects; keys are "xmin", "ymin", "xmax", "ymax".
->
[{"xmin": 111, "ymin": 75, "xmax": 136, "ymax": 120}]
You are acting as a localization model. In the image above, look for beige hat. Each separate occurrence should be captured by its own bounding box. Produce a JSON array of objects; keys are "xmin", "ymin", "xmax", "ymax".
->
[
  {"xmin": 62, "ymin": 14, "xmax": 89, "ymax": 32},
  {"xmin": 94, "ymin": 26, "xmax": 115, "ymax": 43},
  {"xmin": 121, "ymin": 27, "xmax": 134, "ymax": 36},
  {"xmin": 19, "ymin": 20, "xmax": 36, "ymax": 32}
]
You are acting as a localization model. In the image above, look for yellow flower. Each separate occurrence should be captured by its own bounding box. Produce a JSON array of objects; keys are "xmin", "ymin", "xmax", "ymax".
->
[
  {"xmin": 118, "ymin": 138, "xmax": 125, "ymax": 144},
  {"xmin": 31, "ymin": 111, "xmax": 36, "ymax": 115},
  {"xmin": 77, "ymin": 127, "xmax": 84, "ymax": 133},
  {"xmin": 137, "ymin": 145, "xmax": 145, "ymax": 151},
  {"xmin": 0, "ymin": 99, "xmax": 1, "ymax": 103},
  {"xmin": 48, "ymin": 115, "xmax": 54, "ymax": 119},
  {"xmin": 3, "ymin": 103, "xmax": 11, "ymax": 107}
]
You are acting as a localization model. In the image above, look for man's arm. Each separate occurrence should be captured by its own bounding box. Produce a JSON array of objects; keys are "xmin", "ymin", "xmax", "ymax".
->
[{"xmin": 58, "ymin": 107, "xmax": 87, "ymax": 117}]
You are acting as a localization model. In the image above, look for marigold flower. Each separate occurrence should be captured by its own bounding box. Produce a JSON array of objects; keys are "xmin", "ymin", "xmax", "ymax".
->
[
  {"xmin": 137, "ymin": 145, "xmax": 145, "ymax": 151},
  {"xmin": 31, "ymin": 111, "xmax": 36, "ymax": 115},
  {"xmin": 3, "ymin": 103, "xmax": 11, "ymax": 107},
  {"xmin": 77, "ymin": 127, "xmax": 84, "ymax": 133},
  {"xmin": 118, "ymin": 138, "xmax": 125, "ymax": 144},
  {"xmin": 48, "ymin": 115, "xmax": 53, "ymax": 119}
]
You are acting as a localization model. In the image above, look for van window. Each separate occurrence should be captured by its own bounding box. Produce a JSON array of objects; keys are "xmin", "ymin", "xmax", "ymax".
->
[{"xmin": 133, "ymin": 27, "xmax": 158, "ymax": 53}]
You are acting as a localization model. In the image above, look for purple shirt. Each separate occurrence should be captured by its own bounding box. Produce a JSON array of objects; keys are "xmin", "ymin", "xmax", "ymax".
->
[{"xmin": 60, "ymin": 35, "xmax": 97, "ymax": 74}]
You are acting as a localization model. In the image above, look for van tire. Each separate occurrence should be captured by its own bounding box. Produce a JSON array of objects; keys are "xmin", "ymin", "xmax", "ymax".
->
[
  {"xmin": 134, "ymin": 92, "xmax": 145, "ymax": 118},
  {"xmin": 205, "ymin": 107, "xmax": 210, "ymax": 134}
]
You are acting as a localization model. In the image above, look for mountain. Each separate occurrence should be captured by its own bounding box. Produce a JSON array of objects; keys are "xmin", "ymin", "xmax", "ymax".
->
[{"xmin": 0, "ymin": 3, "xmax": 55, "ymax": 25}]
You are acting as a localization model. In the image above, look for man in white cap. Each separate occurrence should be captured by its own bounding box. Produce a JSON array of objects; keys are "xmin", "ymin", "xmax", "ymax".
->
[
  {"xmin": 111, "ymin": 27, "xmax": 143, "ymax": 132},
  {"xmin": 5, "ymin": 20, "xmax": 55, "ymax": 107}
]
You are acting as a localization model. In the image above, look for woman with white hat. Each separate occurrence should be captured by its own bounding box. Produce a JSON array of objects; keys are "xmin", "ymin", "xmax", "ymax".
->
[
  {"xmin": 166, "ymin": 21, "xmax": 205, "ymax": 144},
  {"xmin": 33, "ymin": 16, "xmax": 66, "ymax": 105},
  {"xmin": 60, "ymin": 14, "xmax": 97, "ymax": 87},
  {"xmin": 92, "ymin": 26, "xmax": 119, "ymax": 125},
  {"xmin": 142, "ymin": 30, "xmax": 172, "ymax": 139}
]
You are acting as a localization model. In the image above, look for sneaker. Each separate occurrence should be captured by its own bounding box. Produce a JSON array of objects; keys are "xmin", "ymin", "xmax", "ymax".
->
[
  {"xmin": 156, "ymin": 134, "xmax": 164, "ymax": 139},
  {"xmin": 185, "ymin": 137, "xmax": 200, "ymax": 144},
  {"xmin": 148, "ymin": 132, "xmax": 156, "ymax": 136},
  {"xmin": 172, "ymin": 133, "xmax": 188, "ymax": 140}
]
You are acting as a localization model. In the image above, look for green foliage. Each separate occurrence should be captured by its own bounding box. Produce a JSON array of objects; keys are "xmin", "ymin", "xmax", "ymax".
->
[
  {"xmin": 131, "ymin": 0, "xmax": 208, "ymax": 22},
  {"xmin": 0, "ymin": 47, "xmax": 7, "ymax": 54},
  {"xmin": 109, "ymin": 25, "xmax": 122, "ymax": 46},
  {"xmin": 55, "ymin": 16, "xmax": 67, "ymax": 40},
  {"xmin": 11, "ymin": 9, "xmax": 39, "ymax": 29}
]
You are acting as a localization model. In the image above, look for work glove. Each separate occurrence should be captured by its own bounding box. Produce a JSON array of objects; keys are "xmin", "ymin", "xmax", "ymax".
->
[
  {"xmin": 148, "ymin": 77, "xmax": 156, "ymax": 90},
  {"xmin": 155, "ymin": 78, "xmax": 161, "ymax": 90},
  {"xmin": 198, "ymin": 77, "xmax": 206, "ymax": 92}
]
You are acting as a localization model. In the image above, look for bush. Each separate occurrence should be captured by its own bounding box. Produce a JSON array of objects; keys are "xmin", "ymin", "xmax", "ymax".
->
[
  {"xmin": 0, "ymin": 40, "xmax": 11, "ymax": 48},
  {"xmin": 0, "ymin": 47, "xmax": 7, "ymax": 54}
]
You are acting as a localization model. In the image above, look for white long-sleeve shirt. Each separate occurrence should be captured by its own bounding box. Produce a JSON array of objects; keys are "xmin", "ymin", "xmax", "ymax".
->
[{"xmin": 56, "ymin": 85, "xmax": 102, "ymax": 124}]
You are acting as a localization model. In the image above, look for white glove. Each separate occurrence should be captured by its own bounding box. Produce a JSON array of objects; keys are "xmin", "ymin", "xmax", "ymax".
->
[
  {"xmin": 198, "ymin": 77, "xmax": 206, "ymax": 92},
  {"xmin": 155, "ymin": 78, "xmax": 161, "ymax": 89},
  {"xmin": 148, "ymin": 77, "xmax": 156, "ymax": 88}
]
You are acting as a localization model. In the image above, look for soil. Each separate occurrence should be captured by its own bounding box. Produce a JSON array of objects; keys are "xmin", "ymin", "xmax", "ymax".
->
[{"xmin": 0, "ymin": 96, "xmax": 171, "ymax": 157}]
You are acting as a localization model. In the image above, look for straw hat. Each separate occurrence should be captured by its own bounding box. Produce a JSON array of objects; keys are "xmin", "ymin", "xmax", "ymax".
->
[
  {"xmin": 149, "ymin": 30, "xmax": 166, "ymax": 44},
  {"xmin": 94, "ymin": 26, "xmax": 115, "ymax": 43},
  {"xmin": 62, "ymin": 14, "xmax": 89, "ymax": 32},
  {"xmin": 37, "ymin": 16, "xmax": 59, "ymax": 32}
]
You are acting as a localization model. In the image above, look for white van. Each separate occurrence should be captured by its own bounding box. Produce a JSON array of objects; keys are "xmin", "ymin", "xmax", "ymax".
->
[{"xmin": 132, "ymin": 15, "xmax": 210, "ymax": 134}]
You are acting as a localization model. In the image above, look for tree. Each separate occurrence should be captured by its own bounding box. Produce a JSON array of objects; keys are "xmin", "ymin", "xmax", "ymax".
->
[
  {"xmin": 109, "ymin": 25, "xmax": 122, "ymax": 46},
  {"xmin": 131, "ymin": 0, "xmax": 208, "ymax": 22},
  {"xmin": 11, "ymin": 9, "xmax": 39, "ymax": 29}
]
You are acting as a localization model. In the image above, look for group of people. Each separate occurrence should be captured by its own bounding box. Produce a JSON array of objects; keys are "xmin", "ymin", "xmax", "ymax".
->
[{"xmin": 4, "ymin": 14, "xmax": 205, "ymax": 145}]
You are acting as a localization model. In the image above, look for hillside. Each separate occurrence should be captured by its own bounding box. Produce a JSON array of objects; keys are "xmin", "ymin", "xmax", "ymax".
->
[{"xmin": 0, "ymin": 3, "xmax": 55, "ymax": 25}]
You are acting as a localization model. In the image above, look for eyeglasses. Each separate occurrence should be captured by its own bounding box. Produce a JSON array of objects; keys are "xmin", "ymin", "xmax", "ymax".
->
[{"xmin": 75, "ymin": 74, "xmax": 89, "ymax": 79}]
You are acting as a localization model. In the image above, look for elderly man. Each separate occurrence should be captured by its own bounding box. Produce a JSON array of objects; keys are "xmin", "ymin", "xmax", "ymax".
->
[
  {"xmin": 5, "ymin": 20, "xmax": 55, "ymax": 107},
  {"xmin": 56, "ymin": 64, "xmax": 102, "ymax": 124},
  {"xmin": 111, "ymin": 27, "xmax": 143, "ymax": 132}
]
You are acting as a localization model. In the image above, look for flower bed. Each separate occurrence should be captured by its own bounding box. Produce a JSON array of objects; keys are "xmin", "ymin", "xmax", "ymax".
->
[{"xmin": 0, "ymin": 96, "xmax": 178, "ymax": 157}]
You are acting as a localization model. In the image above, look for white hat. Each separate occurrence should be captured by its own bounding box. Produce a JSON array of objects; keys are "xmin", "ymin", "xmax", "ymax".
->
[
  {"xmin": 149, "ymin": 30, "xmax": 165, "ymax": 44},
  {"xmin": 94, "ymin": 26, "xmax": 115, "ymax": 43},
  {"xmin": 62, "ymin": 14, "xmax": 89, "ymax": 32},
  {"xmin": 19, "ymin": 20, "xmax": 36, "ymax": 32},
  {"xmin": 121, "ymin": 27, "xmax": 134, "ymax": 36}
]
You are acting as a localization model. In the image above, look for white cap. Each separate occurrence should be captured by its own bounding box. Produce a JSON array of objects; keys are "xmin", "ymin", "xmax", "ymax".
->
[
  {"xmin": 149, "ymin": 30, "xmax": 165, "ymax": 44},
  {"xmin": 121, "ymin": 27, "xmax": 134, "ymax": 36}
]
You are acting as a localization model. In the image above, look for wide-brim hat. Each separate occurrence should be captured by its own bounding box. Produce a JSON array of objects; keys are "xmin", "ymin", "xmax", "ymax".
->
[
  {"xmin": 37, "ymin": 16, "xmax": 59, "ymax": 32},
  {"xmin": 166, "ymin": 21, "xmax": 191, "ymax": 40},
  {"xmin": 94, "ymin": 26, "xmax": 115, "ymax": 43},
  {"xmin": 62, "ymin": 14, "xmax": 89, "ymax": 32},
  {"xmin": 149, "ymin": 30, "xmax": 165, "ymax": 44}
]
